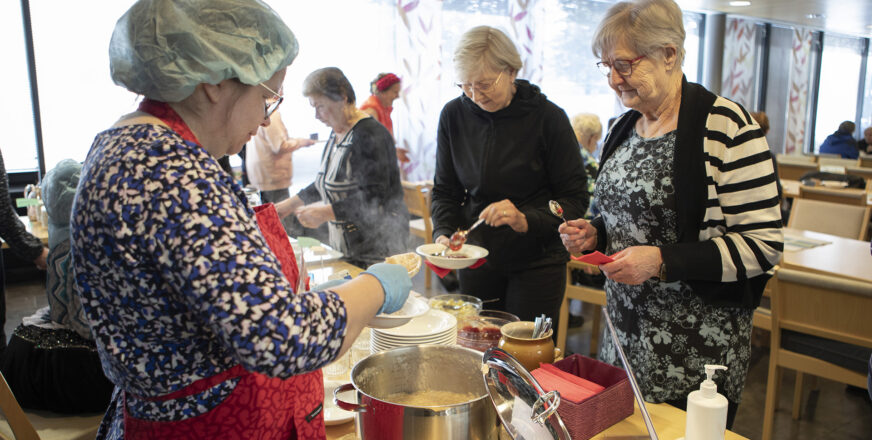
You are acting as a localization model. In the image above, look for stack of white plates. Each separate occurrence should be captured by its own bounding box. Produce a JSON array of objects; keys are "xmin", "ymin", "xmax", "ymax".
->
[{"xmin": 371, "ymin": 309, "xmax": 457, "ymax": 353}]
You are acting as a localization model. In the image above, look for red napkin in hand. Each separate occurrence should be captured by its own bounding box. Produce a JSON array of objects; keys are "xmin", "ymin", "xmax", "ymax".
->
[
  {"xmin": 424, "ymin": 259, "xmax": 487, "ymax": 278},
  {"xmin": 532, "ymin": 363, "xmax": 604, "ymax": 404},
  {"xmin": 570, "ymin": 251, "xmax": 614, "ymax": 265}
]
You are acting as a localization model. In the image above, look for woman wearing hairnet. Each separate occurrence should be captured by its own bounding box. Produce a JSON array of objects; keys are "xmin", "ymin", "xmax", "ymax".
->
[{"xmin": 70, "ymin": 1, "xmax": 411, "ymax": 438}]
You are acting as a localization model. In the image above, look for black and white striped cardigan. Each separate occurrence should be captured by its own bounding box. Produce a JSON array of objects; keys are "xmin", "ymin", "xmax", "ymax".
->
[{"xmin": 591, "ymin": 77, "xmax": 784, "ymax": 309}]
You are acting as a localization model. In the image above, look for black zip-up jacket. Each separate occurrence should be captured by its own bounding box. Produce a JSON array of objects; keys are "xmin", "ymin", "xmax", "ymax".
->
[{"xmin": 431, "ymin": 80, "xmax": 589, "ymax": 271}]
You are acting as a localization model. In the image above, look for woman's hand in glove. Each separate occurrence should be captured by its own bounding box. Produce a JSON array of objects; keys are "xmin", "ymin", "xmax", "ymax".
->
[{"xmin": 362, "ymin": 263, "xmax": 412, "ymax": 314}]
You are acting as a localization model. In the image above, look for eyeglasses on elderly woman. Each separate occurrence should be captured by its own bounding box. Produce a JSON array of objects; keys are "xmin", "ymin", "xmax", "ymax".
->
[
  {"xmin": 596, "ymin": 55, "xmax": 646, "ymax": 77},
  {"xmin": 259, "ymin": 82, "xmax": 284, "ymax": 119},
  {"xmin": 455, "ymin": 71, "xmax": 504, "ymax": 95}
]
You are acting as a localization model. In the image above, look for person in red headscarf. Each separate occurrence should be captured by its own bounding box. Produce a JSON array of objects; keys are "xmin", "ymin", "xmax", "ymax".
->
[{"xmin": 360, "ymin": 73, "xmax": 409, "ymax": 164}]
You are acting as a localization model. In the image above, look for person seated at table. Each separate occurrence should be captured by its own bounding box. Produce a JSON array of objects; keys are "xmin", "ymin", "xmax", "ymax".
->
[
  {"xmin": 559, "ymin": 0, "xmax": 782, "ymax": 429},
  {"xmin": 71, "ymin": 1, "xmax": 412, "ymax": 438},
  {"xmin": 276, "ymin": 67, "xmax": 409, "ymax": 267},
  {"xmin": 0, "ymin": 159, "xmax": 113, "ymax": 413},
  {"xmin": 819, "ymin": 120, "xmax": 859, "ymax": 159},
  {"xmin": 857, "ymin": 126, "xmax": 872, "ymax": 155}
]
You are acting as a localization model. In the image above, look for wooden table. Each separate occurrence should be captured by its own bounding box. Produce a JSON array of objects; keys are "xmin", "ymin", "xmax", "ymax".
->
[
  {"xmin": 0, "ymin": 216, "xmax": 48, "ymax": 249},
  {"xmin": 325, "ymin": 400, "xmax": 749, "ymax": 439},
  {"xmin": 782, "ymin": 228, "xmax": 872, "ymax": 284}
]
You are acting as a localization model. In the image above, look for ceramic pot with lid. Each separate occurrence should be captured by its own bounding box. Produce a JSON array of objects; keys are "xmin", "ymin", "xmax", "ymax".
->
[{"xmin": 498, "ymin": 321, "xmax": 561, "ymax": 372}]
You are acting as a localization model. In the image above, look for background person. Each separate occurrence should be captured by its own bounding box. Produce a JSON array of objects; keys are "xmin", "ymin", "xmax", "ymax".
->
[
  {"xmin": 858, "ymin": 126, "xmax": 872, "ymax": 154},
  {"xmin": 0, "ymin": 150, "xmax": 47, "ymax": 352},
  {"xmin": 71, "ymin": 2, "xmax": 411, "ymax": 438},
  {"xmin": 245, "ymin": 110, "xmax": 315, "ymax": 234},
  {"xmin": 430, "ymin": 25, "xmax": 589, "ymax": 329},
  {"xmin": 819, "ymin": 120, "xmax": 859, "ymax": 159},
  {"xmin": 0, "ymin": 159, "xmax": 113, "ymax": 413},
  {"xmin": 360, "ymin": 73, "xmax": 410, "ymax": 165},
  {"xmin": 276, "ymin": 67, "xmax": 409, "ymax": 267},
  {"xmin": 559, "ymin": 0, "xmax": 782, "ymax": 428}
]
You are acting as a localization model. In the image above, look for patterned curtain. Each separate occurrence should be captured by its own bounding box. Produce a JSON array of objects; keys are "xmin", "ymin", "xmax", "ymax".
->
[
  {"xmin": 508, "ymin": 0, "xmax": 544, "ymax": 84},
  {"xmin": 721, "ymin": 17, "xmax": 758, "ymax": 109},
  {"xmin": 395, "ymin": 0, "xmax": 443, "ymax": 182},
  {"xmin": 784, "ymin": 28, "xmax": 814, "ymax": 155}
]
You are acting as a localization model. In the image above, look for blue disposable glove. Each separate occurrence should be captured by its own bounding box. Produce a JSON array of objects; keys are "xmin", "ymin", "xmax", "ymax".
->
[
  {"xmin": 362, "ymin": 263, "xmax": 412, "ymax": 315},
  {"xmin": 312, "ymin": 278, "xmax": 349, "ymax": 291}
]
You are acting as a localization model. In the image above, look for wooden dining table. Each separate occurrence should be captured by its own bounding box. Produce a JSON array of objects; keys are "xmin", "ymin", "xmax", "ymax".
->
[
  {"xmin": 781, "ymin": 227, "xmax": 872, "ymax": 284},
  {"xmin": 325, "ymin": 399, "xmax": 749, "ymax": 439}
]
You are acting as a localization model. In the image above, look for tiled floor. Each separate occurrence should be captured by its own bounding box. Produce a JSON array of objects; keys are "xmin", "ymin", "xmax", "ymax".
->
[{"xmin": 6, "ymin": 263, "xmax": 870, "ymax": 439}]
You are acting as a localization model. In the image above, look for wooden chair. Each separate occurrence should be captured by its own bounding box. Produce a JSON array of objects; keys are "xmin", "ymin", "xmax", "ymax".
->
[
  {"xmin": 761, "ymin": 268, "xmax": 872, "ymax": 440},
  {"xmin": 0, "ymin": 371, "xmax": 102, "ymax": 440},
  {"xmin": 401, "ymin": 181, "xmax": 434, "ymax": 288},
  {"xmin": 557, "ymin": 261, "xmax": 606, "ymax": 357},
  {"xmin": 776, "ymin": 160, "xmax": 817, "ymax": 181},
  {"xmin": 788, "ymin": 198, "xmax": 870, "ymax": 240},
  {"xmin": 797, "ymin": 185, "xmax": 868, "ymax": 207},
  {"xmin": 859, "ymin": 154, "xmax": 872, "ymax": 168},
  {"xmin": 845, "ymin": 166, "xmax": 872, "ymax": 182},
  {"xmin": 817, "ymin": 156, "xmax": 861, "ymax": 173}
]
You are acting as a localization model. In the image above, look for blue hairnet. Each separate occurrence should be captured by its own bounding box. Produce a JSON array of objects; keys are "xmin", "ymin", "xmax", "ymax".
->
[
  {"xmin": 109, "ymin": 0, "xmax": 299, "ymax": 102},
  {"xmin": 41, "ymin": 159, "xmax": 82, "ymax": 250}
]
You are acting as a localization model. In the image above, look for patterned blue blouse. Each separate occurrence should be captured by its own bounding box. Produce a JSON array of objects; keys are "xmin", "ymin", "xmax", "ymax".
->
[{"xmin": 70, "ymin": 123, "xmax": 347, "ymax": 433}]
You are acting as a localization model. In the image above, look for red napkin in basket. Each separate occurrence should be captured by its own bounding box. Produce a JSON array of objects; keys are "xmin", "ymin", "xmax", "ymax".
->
[
  {"xmin": 424, "ymin": 259, "xmax": 486, "ymax": 278},
  {"xmin": 532, "ymin": 363, "xmax": 605, "ymax": 404}
]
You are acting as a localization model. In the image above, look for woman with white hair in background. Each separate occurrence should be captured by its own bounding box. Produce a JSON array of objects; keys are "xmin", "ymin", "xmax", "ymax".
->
[
  {"xmin": 71, "ymin": 1, "xmax": 411, "ymax": 438},
  {"xmin": 430, "ymin": 25, "xmax": 589, "ymax": 329},
  {"xmin": 559, "ymin": 0, "xmax": 782, "ymax": 428}
]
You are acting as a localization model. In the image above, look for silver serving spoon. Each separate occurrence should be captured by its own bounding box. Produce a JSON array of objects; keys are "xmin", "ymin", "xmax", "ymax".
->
[
  {"xmin": 448, "ymin": 218, "xmax": 485, "ymax": 251},
  {"xmin": 548, "ymin": 200, "xmax": 567, "ymax": 224}
]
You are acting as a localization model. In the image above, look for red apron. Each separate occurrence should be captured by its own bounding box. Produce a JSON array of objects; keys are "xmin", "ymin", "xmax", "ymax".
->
[{"xmin": 124, "ymin": 102, "xmax": 326, "ymax": 439}]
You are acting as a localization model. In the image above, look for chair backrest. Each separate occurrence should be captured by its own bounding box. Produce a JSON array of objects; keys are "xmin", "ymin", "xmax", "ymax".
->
[
  {"xmin": 401, "ymin": 181, "xmax": 433, "ymax": 238},
  {"xmin": 817, "ymin": 156, "xmax": 861, "ymax": 172},
  {"xmin": 773, "ymin": 268, "xmax": 872, "ymax": 357},
  {"xmin": 845, "ymin": 166, "xmax": 872, "ymax": 182},
  {"xmin": 798, "ymin": 185, "xmax": 868, "ymax": 207},
  {"xmin": 777, "ymin": 160, "xmax": 817, "ymax": 180},
  {"xmin": 787, "ymin": 198, "xmax": 870, "ymax": 240},
  {"xmin": 860, "ymin": 154, "xmax": 872, "ymax": 168},
  {"xmin": 777, "ymin": 153, "xmax": 816, "ymax": 164},
  {"xmin": 0, "ymin": 372, "xmax": 39, "ymax": 440}
]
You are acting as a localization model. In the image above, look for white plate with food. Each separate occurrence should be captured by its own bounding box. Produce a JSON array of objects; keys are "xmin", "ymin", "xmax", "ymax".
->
[
  {"xmin": 367, "ymin": 291, "xmax": 430, "ymax": 329},
  {"xmin": 376, "ymin": 309, "xmax": 457, "ymax": 338},
  {"xmin": 416, "ymin": 243, "xmax": 488, "ymax": 270},
  {"xmin": 323, "ymin": 379, "xmax": 355, "ymax": 426}
]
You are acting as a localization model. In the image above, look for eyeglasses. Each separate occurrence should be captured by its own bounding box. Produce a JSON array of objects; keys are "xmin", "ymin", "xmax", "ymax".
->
[
  {"xmin": 596, "ymin": 55, "xmax": 646, "ymax": 77},
  {"xmin": 455, "ymin": 71, "xmax": 504, "ymax": 96},
  {"xmin": 259, "ymin": 82, "xmax": 284, "ymax": 119}
]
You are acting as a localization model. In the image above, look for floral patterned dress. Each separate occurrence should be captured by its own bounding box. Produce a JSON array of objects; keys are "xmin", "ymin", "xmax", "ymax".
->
[{"xmin": 594, "ymin": 129, "xmax": 753, "ymax": 403}]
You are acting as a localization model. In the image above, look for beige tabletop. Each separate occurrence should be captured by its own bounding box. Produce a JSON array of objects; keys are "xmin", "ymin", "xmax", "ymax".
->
[
  {"xmin": 782, "ymin": 228, "xmax": 872, "ymax": 284},
  {"xmin": 325, "ymin": 400, "xmax": 749, "ymax": 439}
]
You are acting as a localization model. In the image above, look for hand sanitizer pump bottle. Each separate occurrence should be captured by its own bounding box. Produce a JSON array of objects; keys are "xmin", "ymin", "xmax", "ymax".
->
[{"xmin": 684, "ymin": 364, "xmax": 728, "ymax": 440}]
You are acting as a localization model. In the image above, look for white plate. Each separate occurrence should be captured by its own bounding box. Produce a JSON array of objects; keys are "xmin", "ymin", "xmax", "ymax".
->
[
  {"xmin": 372, "ymin": 327, "xmax": 456, "ymax": 343},
  {"xmin": 377, "ymin": 309, "xmax": 457, "ymax": 338},
  {"xmin": 416, "ymin": 243, "xmax": 489, "ymax": 270},
  {"xmin": 323, "ymin": 380, "xmax": 355, "ymax": 426},
  {"xmin": 367, "ymin": 292, "xmax": 430, "ymax": 329},
  {"xmin": 371, "ymin": 335, "xmax": 457, "ymax": 349}
]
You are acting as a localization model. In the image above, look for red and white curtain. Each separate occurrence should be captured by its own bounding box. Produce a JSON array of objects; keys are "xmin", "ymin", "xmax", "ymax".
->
[
  {"xmin": 721, "ymin": 17, "xmax": 758, "ymax": 109},
  {"xmin": 784, "ymin": 28, "xmax": 814, "ymax": 155}
]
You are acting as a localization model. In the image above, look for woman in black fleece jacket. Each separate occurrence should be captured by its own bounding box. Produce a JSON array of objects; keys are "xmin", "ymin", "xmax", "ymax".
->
[{"xmin": 430, "ymin": 26, "xmax": 589, "ymax": 328}]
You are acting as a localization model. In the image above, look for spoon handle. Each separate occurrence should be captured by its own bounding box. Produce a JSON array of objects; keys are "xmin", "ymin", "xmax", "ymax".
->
[{"xmin": 467, "ymin": 218, "xmax": 485, "ymax": 233}]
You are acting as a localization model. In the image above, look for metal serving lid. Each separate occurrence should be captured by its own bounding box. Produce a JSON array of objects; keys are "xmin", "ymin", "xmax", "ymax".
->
[{"xmin": 481, "ymin": 348, "xmax": 571, "ymax": 440}]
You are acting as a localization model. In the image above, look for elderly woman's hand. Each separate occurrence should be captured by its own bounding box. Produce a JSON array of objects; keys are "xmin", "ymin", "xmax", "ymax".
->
[
  {"xmin": 480, "ymin": 199, "xmax": 527, "ymax": 233},
  {"xmin": 295, "ymin": 202, "xmax": 335, "ymax": 228},
  {"xmin": 435, "ymin": 235, "xmax": 450, "ymax": 247},
  {"xmin": 559, "ymin": 219, "xmax": 597, "ymax": 254},
  {"xmin": 599, "ymin": 246, "xmax": 662, "ymax": 285}
]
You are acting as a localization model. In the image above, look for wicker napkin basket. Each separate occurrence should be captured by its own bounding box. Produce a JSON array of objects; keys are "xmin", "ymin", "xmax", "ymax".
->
[{"xmin": 551, "ymin": 354, "xmax": 634, "ymax": 440}]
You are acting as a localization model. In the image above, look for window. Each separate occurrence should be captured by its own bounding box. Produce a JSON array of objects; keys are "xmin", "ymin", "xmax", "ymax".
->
[
  {"xmin": 812, "ymin": 34, "xmax": 865, "ymax": 151},
  {"xmin": 0, "ymin": 0, "xmax": 39, "ymax": 171}
]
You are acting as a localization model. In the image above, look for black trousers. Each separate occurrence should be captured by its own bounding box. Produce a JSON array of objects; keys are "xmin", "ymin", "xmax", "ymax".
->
[{"xmin": 457, "ymin": 261, "xmax": 566, "ymax": 333}]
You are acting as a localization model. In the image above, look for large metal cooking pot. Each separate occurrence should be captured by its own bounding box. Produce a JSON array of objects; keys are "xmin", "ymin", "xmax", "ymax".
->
[{"xmin": 333, "ymin": 345, "xmax": 499, "ymax": 440}]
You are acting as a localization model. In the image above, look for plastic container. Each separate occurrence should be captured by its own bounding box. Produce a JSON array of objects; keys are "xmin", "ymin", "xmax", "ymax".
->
[
  {"xmin": 428, "ymin": 294, "xmax": 482, "ymax": 318},
  {"xmin": 683, "ymin": 364, "xmax": 728, "ymax": 440}
]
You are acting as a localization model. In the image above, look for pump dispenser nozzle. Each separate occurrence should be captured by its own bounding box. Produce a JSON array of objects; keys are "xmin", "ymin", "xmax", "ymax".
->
[{"xmin": 700, "ymin": 364, "xmax": 727, "ymax": 398}]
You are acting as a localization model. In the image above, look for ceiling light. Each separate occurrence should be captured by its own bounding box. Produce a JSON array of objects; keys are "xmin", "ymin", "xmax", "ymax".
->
[{"xmin": 729, "ymin": 1, "xmax": 751, "ymax": 6}]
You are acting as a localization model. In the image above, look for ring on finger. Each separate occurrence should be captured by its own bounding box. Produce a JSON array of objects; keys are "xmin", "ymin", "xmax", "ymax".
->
[{"xmin": 502, "ymin": 210, "xmax": 507, "ymax": 217}]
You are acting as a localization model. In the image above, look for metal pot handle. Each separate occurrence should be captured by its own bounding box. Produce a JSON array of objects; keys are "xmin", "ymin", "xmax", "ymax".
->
[
  {"xmin": 333, "ymin": 383, "xmax": 367, "ymax": 413},
  {"xmin": 531, "ymin": 390, "xmax": 561, "ymax": 425}
]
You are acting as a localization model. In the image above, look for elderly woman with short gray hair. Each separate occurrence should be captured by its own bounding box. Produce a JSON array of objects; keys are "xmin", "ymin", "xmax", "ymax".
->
[
  {"xmin": 558, "ymin": 0, "xmax": 782, "ymax": 427},
  {"xmin": 277, "ymin": 67, "xmax": 408, "ymax": 267},
  {"xmin": 430, "ymin": 25, "xmax": 589, "ymax": 328}
]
